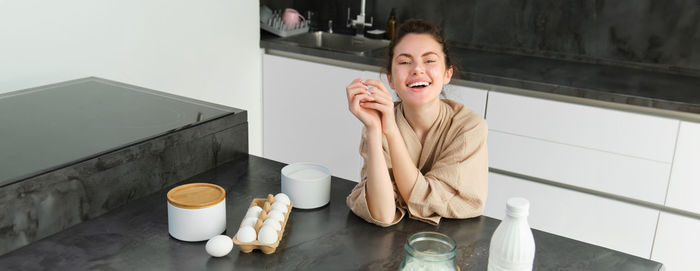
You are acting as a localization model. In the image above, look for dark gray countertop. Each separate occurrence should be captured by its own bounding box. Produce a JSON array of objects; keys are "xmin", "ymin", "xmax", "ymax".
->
[
  {"xmin": 261, "ymin": 34, "xmax": 700, "ymax": 116},
  {"xmin": 0, "ymin": 155, "xmax": 663, "ymax": 270}
]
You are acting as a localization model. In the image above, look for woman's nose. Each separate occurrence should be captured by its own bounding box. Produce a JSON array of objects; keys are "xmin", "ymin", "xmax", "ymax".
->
[{"xmin": 411, "ymin": 63, "xmax": 425, "ymax": 74}]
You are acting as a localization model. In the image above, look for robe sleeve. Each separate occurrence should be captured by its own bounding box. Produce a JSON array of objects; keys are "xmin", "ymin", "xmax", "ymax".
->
[
  {"xmin": 405, "ymin": 118, "xmax": 489, "ymax": 225},
  {"xmin": 346, "ymin": 129, "xmax": 405, "ymax": 227}
]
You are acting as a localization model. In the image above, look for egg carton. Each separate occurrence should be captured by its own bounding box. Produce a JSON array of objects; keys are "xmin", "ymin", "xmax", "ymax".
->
[
  {"xmin": 232, "ymin": 194, "xmax": 293, "ymax": 254},
  {"xmin": 260, "ymin": 11, "xmax": 309, "ymax": 37}
]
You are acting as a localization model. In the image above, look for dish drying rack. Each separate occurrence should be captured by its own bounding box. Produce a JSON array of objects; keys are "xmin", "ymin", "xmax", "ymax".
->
[{"xmin": 260, "ymin": 10, "xmax": 309, "ymax": 37}]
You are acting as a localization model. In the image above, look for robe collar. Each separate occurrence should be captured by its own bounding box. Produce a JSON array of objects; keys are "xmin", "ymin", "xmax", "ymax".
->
[{"xmin": 395, "ymin": 100, "xmax": 452, "ymax": 173}]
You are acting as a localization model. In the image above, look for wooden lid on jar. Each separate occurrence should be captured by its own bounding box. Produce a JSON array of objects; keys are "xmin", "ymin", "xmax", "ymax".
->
[{"xmin": 167, "ymin": 183, "xmax": 226, "ymax": 209}]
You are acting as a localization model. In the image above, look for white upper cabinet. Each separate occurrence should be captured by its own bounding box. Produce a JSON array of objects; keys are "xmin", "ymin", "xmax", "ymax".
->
[
  {"xmin": 486, "ymin": 91, "xmax": 679, "ymax": 162},
  {"xmin": 665, "ymin": 121, "xmax": 700, "ymax": 212}
]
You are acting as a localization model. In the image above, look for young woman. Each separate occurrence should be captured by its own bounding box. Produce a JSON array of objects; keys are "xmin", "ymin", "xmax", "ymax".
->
[{"xmin": 345, "ymin": 19, "xmax": 488, "ymax": 226}]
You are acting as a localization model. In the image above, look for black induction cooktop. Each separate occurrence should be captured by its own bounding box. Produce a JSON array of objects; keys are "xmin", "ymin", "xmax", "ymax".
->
[{"xmin": 0, "ymin": 77, "xmax": 235, "ymax": 186}]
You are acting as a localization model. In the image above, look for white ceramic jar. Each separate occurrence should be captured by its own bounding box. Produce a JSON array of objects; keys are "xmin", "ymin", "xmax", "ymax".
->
[
  {"xmin": 167, "ymin": 183, "xmax": 226, "ymax": 242},
  {"xmin": 281, "ymin": 162, "xmax": 331, "ymax": 209}
]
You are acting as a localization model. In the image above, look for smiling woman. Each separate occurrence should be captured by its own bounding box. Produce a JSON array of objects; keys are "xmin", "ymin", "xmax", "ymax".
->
[{"xmin": 344, "ymin": 19, "xmax": 489, "ymax": 227}]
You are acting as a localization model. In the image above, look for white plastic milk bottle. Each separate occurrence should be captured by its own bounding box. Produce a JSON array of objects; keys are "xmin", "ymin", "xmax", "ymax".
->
[{"xmin": 488, "ymin": 197, "xmax": 536, "ymax": 271}]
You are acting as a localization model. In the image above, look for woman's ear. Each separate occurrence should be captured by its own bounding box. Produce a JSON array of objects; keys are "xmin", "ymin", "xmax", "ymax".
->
[
  {"xmin": 444, "ymin": 66, "xmax": 453, "ymax": 85},
  {"xmin": 386, "ymin": 73, "xmax": 395, "ymax": 90}
]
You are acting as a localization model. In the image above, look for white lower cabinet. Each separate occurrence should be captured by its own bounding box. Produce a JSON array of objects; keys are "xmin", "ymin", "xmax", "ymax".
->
[
  {"xmin": 489, "ymin": 131, "xmax": 671, "ymax": 204},
  {"xmin": 443, "ymin": 84, "xmax": 488, "ymax": 118},
  {"xmin": 263, "ymin": 54, "xmax": 490, "ymax": 182},
  {"xmin": 359, "ymin": 72, "xmax": 488, "ymax": 118},
  {"xmin": 263, "ymin": 54, "xmax": 364, "ymax": 181},
  {"xmin": 651, "ymin": 212, "xmax": 700, "ymax": 271},
  {"xmin": 665, "ymin": 121, "xmax": 700, "ymax": 213},
  {"xmin": 263, "ymin": 54, "xmax": 700, "ymax": 267},
  {"xmin": 485, "ymin": 172, "xmax": 659, "ymax": 259},
  {"xmin": 486, "ymin": 91, "xmax": 679, "ymax": 162}
]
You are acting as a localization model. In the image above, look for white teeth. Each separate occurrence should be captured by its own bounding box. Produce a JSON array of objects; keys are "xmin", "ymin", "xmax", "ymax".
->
[{"xmin": 408, "ymin": 81, "xmax": 430, "ymax": 88}]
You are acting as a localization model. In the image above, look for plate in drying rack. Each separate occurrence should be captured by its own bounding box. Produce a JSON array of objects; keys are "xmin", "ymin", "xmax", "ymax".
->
[{"xmin": 260, "ymin": 10, "xmax": 309, "ymax": 37}]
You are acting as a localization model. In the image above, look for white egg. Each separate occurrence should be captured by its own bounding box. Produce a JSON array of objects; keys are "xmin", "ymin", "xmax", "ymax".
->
[
  {"xmin": 267, "ymin": 209, "xmax": 285, "ymax": 223},
  {"xmin": 271, "ymin": 201, "xmax": 288, "ymax": 214},
  {"xmin": 240, "ymin": 216, "xmax": 258, "ymax": 228},
  {"xmin": 236, "ymin": 226, "xmax": 257, "ymax": 242},
  {"xmin": 263, "ymin": 218, "xmax": 282, "ymax": 231},
  {"xmin": 274, "ymin": 193, "xmax": 291, "ymax": 206},
  {"xmin": 257, "ymin": 225, "xmax": 278, "ymax": 244},
  {"xmin": 245, "ymin": 206, "xmax": 262, "ymax": 219},
  {"xmin": 205, "ymin": 235, "xmax": 233, "ymax": 257}
]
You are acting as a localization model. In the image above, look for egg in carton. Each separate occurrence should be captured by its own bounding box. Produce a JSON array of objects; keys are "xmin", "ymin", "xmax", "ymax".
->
[{"xmin": 233, "ymin": 193, "xmax": 293, "ymax": 254}]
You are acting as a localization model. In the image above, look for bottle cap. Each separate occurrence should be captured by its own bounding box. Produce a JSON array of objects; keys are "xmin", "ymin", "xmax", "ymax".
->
[{"xmin": 505, "ymin": 197, "xmax": 530, "ymax": 217}]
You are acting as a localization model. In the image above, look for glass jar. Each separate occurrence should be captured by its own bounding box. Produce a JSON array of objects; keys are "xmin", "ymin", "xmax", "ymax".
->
[{"xmin": 398, "ymin": 231, "xmax": 458, "ymax": 271}]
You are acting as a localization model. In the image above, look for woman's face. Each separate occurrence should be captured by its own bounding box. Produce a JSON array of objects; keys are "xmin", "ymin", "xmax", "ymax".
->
[{"xmin": 388, "ymin": 33, "xmax": 453, "ymax": 107}]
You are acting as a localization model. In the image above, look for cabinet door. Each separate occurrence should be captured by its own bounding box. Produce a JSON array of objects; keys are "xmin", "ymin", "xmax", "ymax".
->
[
  {"xmin": 485, "ymin": 91, "xmax": 678, "ymax": 204},
  {"xmin": 651, "ymin": 212, "xmax": 700, "ymax": 271},
  {"xmin": 485, "ymin": 172, "xmax": 659, "ymax": 258},
  {"xmin": 263, "ymin": 54, "xmax": 364, "ymax": 181},
  {"xmin": 443, "ymin": 84, "xmax": 488, "ymax": 118},
  {"xmin": 486, "ymin": 91, "xmax": 679, "ymax": 162},
  {"xmin": 666, "ymin": 121, "xmax": 700, "ymax": 213},
  {"xmin": 489, "ymin": 131, "xmax": 671, "ymax": 204}
]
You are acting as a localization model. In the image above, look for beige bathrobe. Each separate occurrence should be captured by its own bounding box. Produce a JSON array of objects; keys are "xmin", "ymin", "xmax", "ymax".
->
[{"xmin": 346, "ymin": 99, "xmax": 488, "ymax": 226}]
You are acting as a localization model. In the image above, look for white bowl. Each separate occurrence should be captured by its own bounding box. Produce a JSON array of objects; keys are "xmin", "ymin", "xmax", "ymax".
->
[
  {"xmin": 167, "ymin": 183, "xmax": 227, "ymax": 242},
  {"xmin": 281, "ymin": 162, "xmax": 331, "ymax": 209}
]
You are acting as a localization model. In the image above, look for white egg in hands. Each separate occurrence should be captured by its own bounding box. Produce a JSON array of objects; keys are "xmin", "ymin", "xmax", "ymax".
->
[
  {"xmin": 274, "ymin": 193, "xmax": 291, "ymax": 206},
  {"xmin": 263, "ymin": 218, "xmax": 282, "ymax": 231},
  {"xmin": 267, "ymin": 209, "xmax": 285, "ymax": 223},
  {"xmin": 236, "ymin": 225, "xmax": 257, "ymax": 242},
  {"xmin": 240, "ymin": 217, "xmax": 258, "ymax": 228},
  {"xmin": 271, "ymin": 201, "xmax": 288, "ymax": 214},
  {"xmin": 258, "ymin": 225, "xmax": 278, "ymax": 244},
  {"xmin": 206, "ymin": 235, "xmax": 233, "ymax": 257},
  {"xmin": 245, "ymin": 206, "xmax": 262, "ymax": 219}
]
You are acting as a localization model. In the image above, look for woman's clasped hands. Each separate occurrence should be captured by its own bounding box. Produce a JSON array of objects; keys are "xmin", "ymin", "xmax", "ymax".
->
[{"xmin": 346, "ymin": 78, "xmax": 397, "ymax": 135}]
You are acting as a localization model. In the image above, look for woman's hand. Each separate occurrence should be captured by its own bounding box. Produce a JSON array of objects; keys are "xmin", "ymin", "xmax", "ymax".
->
[
  {"xmin": 359, "ymin": 79, "xmax": 398, "ymax": 136},
  {"xmin": 346, "ymin": 78, "xmax": 381, "ymax": 132}
]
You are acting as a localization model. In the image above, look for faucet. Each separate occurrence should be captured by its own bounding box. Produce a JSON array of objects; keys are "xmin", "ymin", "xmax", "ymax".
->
[{"xmin": 346, "ymin": 0, "xmax": 373, "ymax": 37}]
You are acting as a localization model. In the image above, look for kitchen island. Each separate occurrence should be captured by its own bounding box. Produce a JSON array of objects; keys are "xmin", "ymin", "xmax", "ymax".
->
[
  {"xmin": 0, "ymin": 78, "xmax": 248, "ymax": 255},
  {"xmin": 0, "ymin": 154, "xmax": 664, "ymax": 270}
]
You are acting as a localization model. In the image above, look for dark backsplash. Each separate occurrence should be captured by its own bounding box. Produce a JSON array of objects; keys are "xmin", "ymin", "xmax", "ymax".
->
[{"xmin": 261, "ymin": 0, "xmax": 700, "ymax": 77}]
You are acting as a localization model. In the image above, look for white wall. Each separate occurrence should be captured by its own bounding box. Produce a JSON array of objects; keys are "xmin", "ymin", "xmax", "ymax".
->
[{"xmin": 0, "ymin": 0, "xmax": 263, "ymax": 156}]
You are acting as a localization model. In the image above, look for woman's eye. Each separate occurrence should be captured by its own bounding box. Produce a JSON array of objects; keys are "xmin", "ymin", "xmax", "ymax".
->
[
  {"xmin": 398, "ymin": 61, "xmax": 410, "ymax": 65},
  {"xmin": 426, "ymin": 59, "xmax": 437, "ymax": 64}
]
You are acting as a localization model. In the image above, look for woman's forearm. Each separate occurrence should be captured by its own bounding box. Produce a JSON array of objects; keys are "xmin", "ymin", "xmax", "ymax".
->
[
  {"xmin": 363, "ymin": 128, "xmax": 396, "ymax": 224},
  {"xmin": 385, "ymin": 131, "xmax": 418, "ymax": 202}
]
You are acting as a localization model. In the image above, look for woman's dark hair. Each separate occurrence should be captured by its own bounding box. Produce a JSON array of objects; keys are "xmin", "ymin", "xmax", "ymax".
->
[{"xmin": 385, "ymin": 19, "xmax": 456, "ymax": 76}]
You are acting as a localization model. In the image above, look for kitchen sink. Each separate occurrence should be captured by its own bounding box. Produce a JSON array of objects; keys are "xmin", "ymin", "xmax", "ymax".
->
[{"xmin": 275, "ymin": 31, "xmax": 390, "ymax": 55}]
